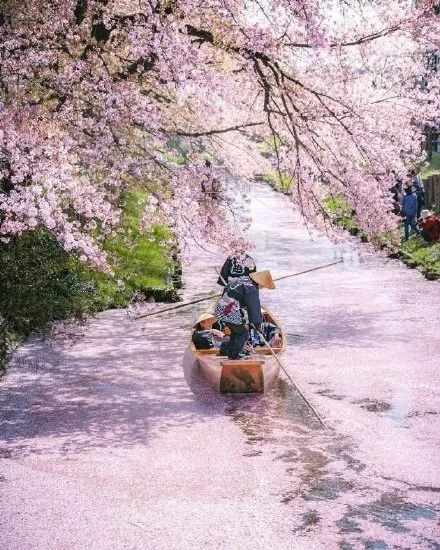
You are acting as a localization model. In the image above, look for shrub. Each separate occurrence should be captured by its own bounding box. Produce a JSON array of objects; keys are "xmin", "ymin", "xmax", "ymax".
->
[{"xmin": 0, "ymin": 229, "xmax": 91, "ymax": 367}]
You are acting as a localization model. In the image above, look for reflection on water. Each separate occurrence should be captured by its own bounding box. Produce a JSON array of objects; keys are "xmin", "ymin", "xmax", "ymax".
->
[
  {"xmin": 285, "ymin": 332, "xmax": 306, "ymax": 345},
  {"xmin": 182, "ymin": 343, "xmax": 321, "ymax": 433}
]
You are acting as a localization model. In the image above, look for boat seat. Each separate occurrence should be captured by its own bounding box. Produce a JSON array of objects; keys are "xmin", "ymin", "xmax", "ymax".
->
[{"xmin": 220, "ymin": 360, "xmax": 264, "ymax": 367}]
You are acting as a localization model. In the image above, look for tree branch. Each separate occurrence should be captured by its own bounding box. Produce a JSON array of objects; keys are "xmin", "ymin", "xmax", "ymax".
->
[{"xmin": 175, "ymin": 121, "xmax": 264, "ymax": 137}]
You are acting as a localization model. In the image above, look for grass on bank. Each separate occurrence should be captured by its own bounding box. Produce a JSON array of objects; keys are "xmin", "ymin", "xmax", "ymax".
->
[
  {"xmin": 262, "ymin": 171, "xmax": 293, "ymax": 193},
  {"xmin": 322, "ymin": 194, "xmax": 440, "ymax": 278},
  {"xmin": 322, "ymin": 195, "xmax": 360, "ymax": 235},
  {"xmin": 258, "ymin": 135, "xmax": 283, "ymax": 158},
  {"xmin": 259, "ymin": 151, "xmax": 440, "ymax": 279},
  {"xmin": 400, "ymin": 238, "xmax": 440, "ymax": 279},
  {"xmin": 75, "ymin": 188, "xmax": 174, "ymax": 309},
  {"xmin": 403, "ymin": 153, "xmax": 440, "ymax": 278}
]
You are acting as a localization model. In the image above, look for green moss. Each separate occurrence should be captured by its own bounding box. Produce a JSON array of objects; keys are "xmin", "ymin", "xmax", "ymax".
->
[
  {"xmin": 165, "ymin": 153, "xmax": 187, "ymax": 165},
  {"xmin": 323, "ymin": 195, "xmax": 360, "ymax": 234}
]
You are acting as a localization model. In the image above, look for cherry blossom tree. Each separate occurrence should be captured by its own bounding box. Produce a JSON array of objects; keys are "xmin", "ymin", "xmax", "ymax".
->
[{"xmin": 1, "ymin": 0, "xmax": 440, "ymax": 265}]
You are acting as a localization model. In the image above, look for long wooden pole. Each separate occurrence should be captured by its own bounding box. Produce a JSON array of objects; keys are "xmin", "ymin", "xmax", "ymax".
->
[
  {"xmin": 257, "ymin": 331, "xmax": 327, "ymax": 429},
  {"xmin": 131, "ymin": 292, "xmax": 221, "ymax": 320},
  {"xmin": 214, "ymin": 266, "xmax": 327, "ymax": 429},
  {"xmin": 134, "ymin": 259, "xmax": 343, "ymax": 320},
  {"xmin": 275, "ymin": 259, "xmax": 343, "ymax": 282}
]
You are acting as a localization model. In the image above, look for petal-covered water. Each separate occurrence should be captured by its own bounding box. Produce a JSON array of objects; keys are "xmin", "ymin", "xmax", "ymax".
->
[{"xmin": 0, "ymin": 184, "xmax": 439, "ymax": 549}]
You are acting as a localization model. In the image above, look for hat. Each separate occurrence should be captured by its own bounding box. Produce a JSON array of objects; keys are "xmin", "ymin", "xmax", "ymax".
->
[
  {"xmin": 196, "ymin": 312, "xmax": 216, "ymax": 324},
  {"xmin": 420, "ymin": 209, "xmax": 431, "ymax": 220},
  {"xmin": 250, "ymin": 270, "xmax": 276, "ymax": 289}
]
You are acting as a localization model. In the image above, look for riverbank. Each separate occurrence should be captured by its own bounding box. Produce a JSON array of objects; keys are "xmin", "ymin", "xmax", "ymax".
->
[
  {"xmin": 394, "ymin": 239, "xmax": 440, "ymax": 280},
  {"xmin": 323, "ymin": 194, "xmax": 440, "ymax": 279},
  {"xmin": 258, "ymin": 164, "xmax": 440, "ymax": 281}
]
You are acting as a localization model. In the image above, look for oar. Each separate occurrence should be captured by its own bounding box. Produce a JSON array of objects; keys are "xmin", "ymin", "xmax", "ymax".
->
[
  {"xmin": 256, "ymin": 330, "xmax": 327, "ymax": 429},
  {"xmin": 130, "ymin": 292, "xmax": 221, "ymax": 320},
  {"xmin": 214, "ymin": 266, "xmax": 327, "ymax": 429},
  {"xmin": 134, "ymin": 259, "xmax": 343, "ymax": 320},
  {"xmin": 275, "ymin": 259, "xmax": 342, "ymax": 282}
]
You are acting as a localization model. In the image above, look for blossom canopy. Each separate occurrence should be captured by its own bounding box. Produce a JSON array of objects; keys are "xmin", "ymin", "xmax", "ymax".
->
[{"xmin": 1, "ymin": 0, "xmax": 440, "ymax": 264}]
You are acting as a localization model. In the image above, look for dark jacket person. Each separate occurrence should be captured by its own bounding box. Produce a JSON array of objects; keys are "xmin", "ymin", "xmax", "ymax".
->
[
  {"xmin": 214, "ymin": 271, "xmax": 276, "ymax": 359},
  {"xmin": 217, "ymin": 254, "xmax": 256, "ymax": 286}
]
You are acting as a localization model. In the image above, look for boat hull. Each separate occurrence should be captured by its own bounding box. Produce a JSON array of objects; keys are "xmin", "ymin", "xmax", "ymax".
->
[{"xmin": 191, "ymin": 309, "xmax": 285, "ymax": 394}]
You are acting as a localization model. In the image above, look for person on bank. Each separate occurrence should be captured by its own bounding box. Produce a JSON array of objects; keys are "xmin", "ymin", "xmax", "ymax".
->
[
  {"xmin": 410, "ymin": 167, "xmax": 425, "ymax": 219},
  {"xmin": 214, "ymin": 270, "xmax": 276, "ymax": 360},
  {"xmin": 389, "ymin": 172, "xmax": 403, "ymax": 216},
  {"xmin": 217, "ymin": 253, "xmax": 257, "ymax": 286},
  {"xmin": 402, "ymin": 185, "xmax": 421, "ymax": 240},
  {"xmin": 419, "ymin": 210, "xmax": 440, "ymax": 243}
]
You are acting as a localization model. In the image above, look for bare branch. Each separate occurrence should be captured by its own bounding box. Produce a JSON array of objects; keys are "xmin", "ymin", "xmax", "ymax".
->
[{"xmin": 175, "ymin": 121, "xmax": 264, "ymax": 137}]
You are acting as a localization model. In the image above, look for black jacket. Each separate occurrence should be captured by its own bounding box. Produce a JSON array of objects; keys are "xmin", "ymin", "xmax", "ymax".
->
[
  {"xmin": 226, "ymin": 277, "xmax": 262, "ymax": 325},
  {"xmin": 217, "ymin": 255, "xmax": 256, "ymax": 286}
]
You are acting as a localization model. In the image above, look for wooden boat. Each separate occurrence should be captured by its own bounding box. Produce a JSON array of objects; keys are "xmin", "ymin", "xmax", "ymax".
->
[{"xmin": 190, "ymin": 309, "xmax": 286, "ymax": 394}]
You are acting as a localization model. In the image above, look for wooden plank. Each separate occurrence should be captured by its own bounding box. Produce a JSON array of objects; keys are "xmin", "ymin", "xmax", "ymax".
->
[
  {"xmin": 434, "ymin": 180, "xmax": 440, "ymax": 213},
  {"xmin": 195, "ymin": 348, "xmax": 220, "ymax": 355},
  {"xmin": 220, "ymin": 360, "xmax": 264, "ymax": 367},
  {"xmin": 424, "ymin": 175, "xmax": 440, "ymax": 212},
  {"xmin": 426, "ymin": 177, "xmax": 432, "ymax": 210},
  {"xmin": 434, "ymin": 177, "xmax": 439, "ymax": 212}
]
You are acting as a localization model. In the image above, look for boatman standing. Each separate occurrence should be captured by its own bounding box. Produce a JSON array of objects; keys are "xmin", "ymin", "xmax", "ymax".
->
[
  {"xmin": 217, "ymin": 253, "xmax": 257, "ymax": 286},
  {"xmin": 214, "ymin": 270, "xmax": 276, "ymax": 359}
]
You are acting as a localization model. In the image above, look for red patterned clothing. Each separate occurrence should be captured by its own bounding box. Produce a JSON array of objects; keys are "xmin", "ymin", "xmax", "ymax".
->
[{"xmin": 420, "ymin": 215, "xmax": 440, "ymax": 242}]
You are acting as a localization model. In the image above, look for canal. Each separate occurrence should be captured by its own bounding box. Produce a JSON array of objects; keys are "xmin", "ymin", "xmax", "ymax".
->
[{"xmin": 0, "ymin": 183, "xmax": 439, "ymax": 549}]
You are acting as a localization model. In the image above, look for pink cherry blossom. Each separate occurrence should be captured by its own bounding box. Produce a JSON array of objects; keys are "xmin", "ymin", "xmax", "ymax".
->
[{"xmin": 1, "ymin": 1, "xmax": 439, "ymax": 265}]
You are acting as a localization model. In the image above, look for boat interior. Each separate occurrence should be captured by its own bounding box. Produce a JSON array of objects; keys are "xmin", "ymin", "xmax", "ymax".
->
[{"xmin": 191, "ymin": 311, "xmax": 285, "ymax": 357}]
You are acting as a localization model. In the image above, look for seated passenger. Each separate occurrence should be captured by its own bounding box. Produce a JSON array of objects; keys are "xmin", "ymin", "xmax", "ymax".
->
[
  {"xmin": 192, "ymin": 313, "xmax": 227, "ymax": 350},
  {"xmin": 250, "ymin": 309, "xmax": 282, "ymax": 348}
]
